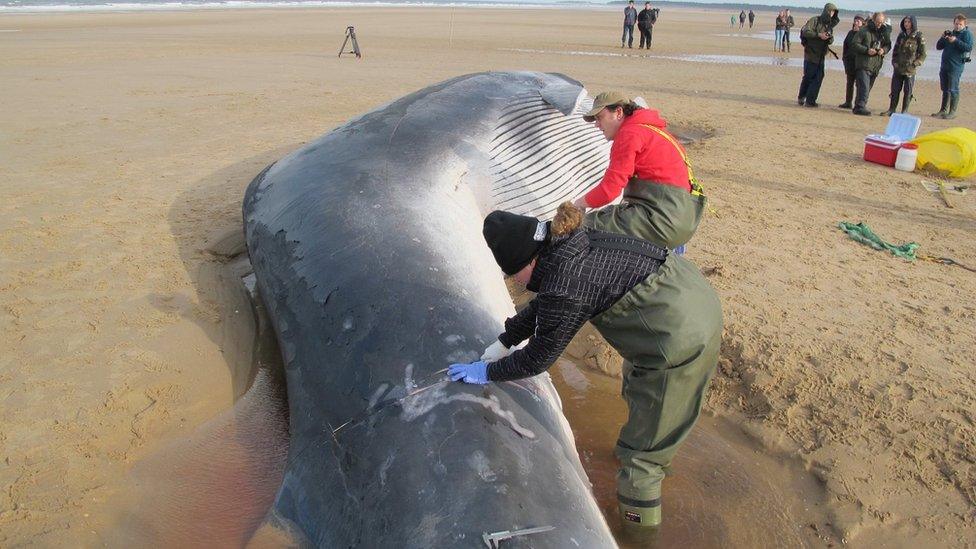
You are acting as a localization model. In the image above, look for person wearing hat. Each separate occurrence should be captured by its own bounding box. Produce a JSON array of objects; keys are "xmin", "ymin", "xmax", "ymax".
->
[
  {"xmin": 448, "ymin": 202, "xmax": 723, "ymax": 529},
  {"xmin": 571, "ymin": 91, "xmax": 706, "ymax": 252}
]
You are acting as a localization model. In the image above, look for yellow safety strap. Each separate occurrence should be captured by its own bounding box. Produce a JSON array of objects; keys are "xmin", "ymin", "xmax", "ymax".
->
[{"xmin": 639, "ymin": 124, "xmax": 705, "ymax": 196}]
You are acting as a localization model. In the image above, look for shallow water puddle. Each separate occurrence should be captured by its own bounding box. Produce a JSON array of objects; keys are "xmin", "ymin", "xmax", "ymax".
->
[{"xmin": 550, "ymin": 358, "xmax": 826, "ymax": 548}]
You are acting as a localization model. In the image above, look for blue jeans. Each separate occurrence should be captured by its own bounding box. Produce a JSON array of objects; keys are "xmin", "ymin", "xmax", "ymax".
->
[
  {"xmin": 798, "ymin": 60, "xmax": 825, "ymax": 104},
  {"xmin": 940, "ymin": 68, "xmax": 962, "ymax": 94},
  {"xmin": 622, "ymin": 24, "xmax": 635, "ymax": 47},
  {"xmin": 774, "ymin": 29, "xmax": 784, "ymax": 50}
]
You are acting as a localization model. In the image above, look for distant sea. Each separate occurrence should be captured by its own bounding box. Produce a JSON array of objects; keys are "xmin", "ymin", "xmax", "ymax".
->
[{"xmin": 0, "ymin": 0, "xmax": 611, "ymax": 12}]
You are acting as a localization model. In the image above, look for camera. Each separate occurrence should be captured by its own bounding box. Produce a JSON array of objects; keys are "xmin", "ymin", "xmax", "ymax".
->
[{"xmin": 944, "ymin": 30, "xmax": 953, "ymax": 37}]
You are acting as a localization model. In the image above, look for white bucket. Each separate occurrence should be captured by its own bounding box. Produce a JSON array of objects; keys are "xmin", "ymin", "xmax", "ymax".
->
[{"xmin": 895, "ymin": 144, "xmax": 918, "ymax": 172}]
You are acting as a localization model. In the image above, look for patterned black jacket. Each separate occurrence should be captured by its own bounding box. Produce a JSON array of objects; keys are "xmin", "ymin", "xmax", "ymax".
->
[{"xmin": 486, "ymin": 228, "xmax": 666, "ymax": 382}]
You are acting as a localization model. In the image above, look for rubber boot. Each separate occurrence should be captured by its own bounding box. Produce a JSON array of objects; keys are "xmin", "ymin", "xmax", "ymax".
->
[
  {"xmin": 943, "ymin": 93, "xmax": 959, "ymax": 119},
  {"xmin": 880, "ymin": 94, "xmax": 898, "ymax": 116},
  {"xmin": 932, "ymin": 92, "xmax": 949, "ymax": 117},
  {"xmin": 618, "ymin": 482, "xmax": 662, "ymax": 528},
  {"xmin": 901, "ymin": 94, "xmax": 911, "ymax": 113}
]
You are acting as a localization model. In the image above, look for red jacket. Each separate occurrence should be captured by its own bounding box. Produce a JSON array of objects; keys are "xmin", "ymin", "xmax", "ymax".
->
[{"xmin": 583, "ymin": 108, "xmax": 691, "ymax": 208}]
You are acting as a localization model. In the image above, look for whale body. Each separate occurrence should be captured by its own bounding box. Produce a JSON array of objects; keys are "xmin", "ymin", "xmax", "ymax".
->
[{"xmin": 243, "ymin": 71, "xmax": 615, "ymax": 547}]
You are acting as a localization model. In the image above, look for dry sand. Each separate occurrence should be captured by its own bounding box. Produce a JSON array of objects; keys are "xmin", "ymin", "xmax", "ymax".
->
[{"xmin": 1, "ymin": 6, "xmax": 974, "ymax": 547}]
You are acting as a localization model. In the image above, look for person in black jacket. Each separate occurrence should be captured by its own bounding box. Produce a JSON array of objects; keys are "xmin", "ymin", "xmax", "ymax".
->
[
  {"xmin": 449, "ymin": 203, "xmax": 722, "ymax": 530},
  {"xmin": 637, "ymin": 2, "xmax": 657, "ymax": 49},
  {"xmin": 838, "ymin": 15, "xmax": 865, "ymax": 109}
]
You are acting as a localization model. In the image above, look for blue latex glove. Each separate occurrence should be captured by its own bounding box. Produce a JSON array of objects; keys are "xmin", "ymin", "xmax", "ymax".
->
[{"xmin": 448, "ymin": 361, "xmax": 490, "ymax": 385}]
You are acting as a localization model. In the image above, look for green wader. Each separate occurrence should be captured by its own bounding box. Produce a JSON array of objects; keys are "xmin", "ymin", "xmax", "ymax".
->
[
  {"xmin": 584, "ymin": 178, "xmax": 707, "ymax": 250},
  {"xmin": 589, "ymin": 253, "xmax": 722, "ymax": 526}
]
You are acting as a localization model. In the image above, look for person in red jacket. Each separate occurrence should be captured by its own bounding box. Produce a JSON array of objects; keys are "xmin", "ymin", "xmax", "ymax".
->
[{"xmin": 574, "ymin": 91, "xmax": 706, "ymax": 250}]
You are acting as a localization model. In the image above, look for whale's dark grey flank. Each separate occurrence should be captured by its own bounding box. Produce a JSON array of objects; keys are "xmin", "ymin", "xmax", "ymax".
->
[{"xmin": 243, "ymin": 72, "xmax": 615, "ymax": 547}]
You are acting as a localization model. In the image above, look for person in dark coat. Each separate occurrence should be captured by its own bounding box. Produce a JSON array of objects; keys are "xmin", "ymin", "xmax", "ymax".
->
[
  {"xmin": 838, "ymin": 15, "xmax": 865, "ymax": 109},
  {"xmin": 934, "ymin": 13, "xmax": 973, "ymax": 119},
  {"xmin": 748, "ymin": 10, "xmax": 756, "ymax": 29},
  {"xmin": 882, "ymin": 15, "xmax": 926, "ymax": 115},
  {"xmin": 637, "ymin": 2, "xmax": 656, "ymax": 49},
  {"xmin": 739, "ymin": 10, "xmax": 746, "ymax": 29},
  {"xmin": 850, "ymin": 12, "xmax": 892, "ymax": 115},
  {"xmin": 797, "ymin": 3, "xmax": 840, "ymax": 107},
  {"xmin": 622, "ymin": 0, "xmax": 638, "ymax": 48},
  {"xmin": 451, "ymin": 203, "xmax": 722, "ymax": 530}
]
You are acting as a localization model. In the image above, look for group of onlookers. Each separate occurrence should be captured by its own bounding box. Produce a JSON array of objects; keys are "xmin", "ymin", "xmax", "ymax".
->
[
  {"xmin": 622, "ymin": 0, "xmax": 659, "ymax": 49},
  {"xmin": 617, "ymin": 3, "xmax": 971, "ymax": 120},
  {"xmin": 796, "ymin": 4, "xmax": 971, "ymax": 120}
]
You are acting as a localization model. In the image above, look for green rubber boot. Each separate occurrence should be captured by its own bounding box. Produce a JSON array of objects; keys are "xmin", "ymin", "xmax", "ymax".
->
[
  {"xmin": 943, "ymin": 93, "xmax": 959, "ymax": 120},
  {"xmin": 618, "ymin": 482, "xmax": 662, "ymax": 528},
  {"xmin": 932, "ymin": 92, "xmax": 949, "ymax": 117}
]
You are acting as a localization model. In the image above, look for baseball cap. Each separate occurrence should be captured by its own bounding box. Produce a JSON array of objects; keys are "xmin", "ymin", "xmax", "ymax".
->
[{"xmin": 582, "ymin": 91, "xmax": 632, "ymax": 122}]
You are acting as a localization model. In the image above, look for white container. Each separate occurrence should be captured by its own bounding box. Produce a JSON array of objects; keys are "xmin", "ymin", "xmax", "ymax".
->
[{"xmin": 895, "ymin": 144, "xmax": 918, "ymax": 172}]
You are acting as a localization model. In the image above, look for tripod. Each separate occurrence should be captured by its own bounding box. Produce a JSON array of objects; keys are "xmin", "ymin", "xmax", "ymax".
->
[{"xmin": 338, "ymin": 26, "xmax": 362, "ymax": 59}]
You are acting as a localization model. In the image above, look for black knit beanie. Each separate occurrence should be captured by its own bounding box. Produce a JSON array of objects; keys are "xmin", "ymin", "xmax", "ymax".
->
[{"xmin": 482, "ymin": 210, "xmax": 548, "ymax": 275}]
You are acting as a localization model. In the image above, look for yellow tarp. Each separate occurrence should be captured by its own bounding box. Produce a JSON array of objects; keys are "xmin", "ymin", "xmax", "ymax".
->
[{"xmin": 912, "ymin": 127, "xmax": 976, "ymax": 179}]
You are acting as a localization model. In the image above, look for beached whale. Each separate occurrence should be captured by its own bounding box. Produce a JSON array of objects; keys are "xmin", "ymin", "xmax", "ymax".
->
[{"xmin": 242, "ymin": 71, "xmax": 615, "ymax": 547}]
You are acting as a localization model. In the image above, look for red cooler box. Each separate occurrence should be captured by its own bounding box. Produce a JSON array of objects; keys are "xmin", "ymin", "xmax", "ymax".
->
[
  {"xmin": 863, "ymin": 114, "xmax": 921, "ymax": 167},
  {"xmin": 863, "ymin": 136, "xmax": 901, "ymax": 166}
]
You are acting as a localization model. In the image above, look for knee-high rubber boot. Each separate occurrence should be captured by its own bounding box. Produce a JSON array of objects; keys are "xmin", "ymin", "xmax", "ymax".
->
[
  {"xmin": 619, "ymin": 481, "xmax": 662, "ymax": 528},
  {"xmin": 932, "ymin": 92, "xmax": 949, "ymax": 117},
  {"xmin": 943, "ymin": 93, "xmax": 959, "ymax": 119},
  {"xmin": 901, "ymin": 93, "xmax": 912, "ymax": 113},
  {"xmin": 880, "ymin": 94, "xmax": 898, "ymax": 116}
]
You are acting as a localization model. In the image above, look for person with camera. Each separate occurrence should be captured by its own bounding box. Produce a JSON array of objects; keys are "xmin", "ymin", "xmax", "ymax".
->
[
  {"xmin": 637, "ymin": 2, "xmax": 657, "ymax": 49},
  {"xmin": 933, "ymin": 14, "xmax": 973, "ymax": 119},
  {"xmin": 850, "ymin": 12, "xmax": 892, "ymax": 116},
  {"xmin": 797, "ymin": 3, "xmax": 840, "ymax": 107},
  {"xmin": 882, "ymin": 15, "xmax": 926, "ymax": 115},
  {"xmin": 838, "ymin": 15, "xmax": 865, "ymax": 109}
]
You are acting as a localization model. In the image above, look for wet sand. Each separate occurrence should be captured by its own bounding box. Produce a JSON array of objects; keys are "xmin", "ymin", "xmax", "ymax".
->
[{"xmin": 2, "ymin": 5, "xmax": 975, "ymax": 547}]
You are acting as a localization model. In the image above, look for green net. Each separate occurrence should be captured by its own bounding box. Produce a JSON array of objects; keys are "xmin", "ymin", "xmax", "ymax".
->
[{"xmin": 837, "ymin": 222, "xmax": 920, "ymax": 261}]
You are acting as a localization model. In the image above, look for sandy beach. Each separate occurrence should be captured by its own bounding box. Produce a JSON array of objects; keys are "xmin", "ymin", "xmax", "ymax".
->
[{"xmin": 1, "ymin": 5, "xmax": 974, "ymax": 547}]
